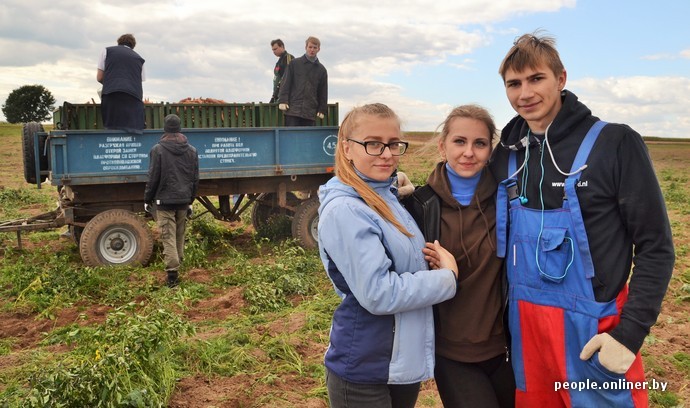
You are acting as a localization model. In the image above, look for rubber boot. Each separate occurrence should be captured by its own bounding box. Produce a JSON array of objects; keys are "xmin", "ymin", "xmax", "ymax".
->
[{"xmin": 166, "ymin": 270, "xmax": 179, "ymax": 288}]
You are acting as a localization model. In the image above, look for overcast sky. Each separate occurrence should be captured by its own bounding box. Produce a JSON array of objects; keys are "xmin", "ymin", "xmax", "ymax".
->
[{"xmin": 1, "ymin": 0, "xmax": 689, "ymax": 138}]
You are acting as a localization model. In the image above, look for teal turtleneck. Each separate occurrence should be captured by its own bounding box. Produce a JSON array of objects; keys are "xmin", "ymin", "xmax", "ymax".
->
[{"xmin": 445, "ymin": 162, "xmax": 481, "ymax": 206}]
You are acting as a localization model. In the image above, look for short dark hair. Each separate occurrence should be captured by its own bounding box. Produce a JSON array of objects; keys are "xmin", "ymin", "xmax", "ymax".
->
[
  {"xmin": 271, "ymin": 39, "xmax": 285, "ymax": 48},
  {"xmin": 117, "ymin": 33, "xmax": 136, "ymax": 49}
]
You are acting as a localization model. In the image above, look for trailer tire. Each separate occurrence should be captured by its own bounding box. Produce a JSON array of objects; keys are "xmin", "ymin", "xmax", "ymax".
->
[
  {"xmin": 292, "ymin": 196, "xmax": 319, "ymax": 249},
  {"xmin": 22, "ymin": 122, "xmax": 48, "ymax": 184},
  {"xmin": 251, "ymin": 192, "xmax": 298, "ymax": 230},
  {"xmin": 79, "ymin": 209, "xmax": 154, "ymax": 267}
]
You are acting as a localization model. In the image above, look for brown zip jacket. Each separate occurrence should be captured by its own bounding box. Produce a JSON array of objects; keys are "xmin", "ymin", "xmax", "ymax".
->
[{"xmin": 427, "ymin": 162, "xmax": 507, "ymax": 362}]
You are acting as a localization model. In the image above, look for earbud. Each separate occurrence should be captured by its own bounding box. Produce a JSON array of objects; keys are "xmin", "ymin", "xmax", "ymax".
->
[{"xmin": 519, "ymin": 196, "xmax": 528, "ymax": 205}]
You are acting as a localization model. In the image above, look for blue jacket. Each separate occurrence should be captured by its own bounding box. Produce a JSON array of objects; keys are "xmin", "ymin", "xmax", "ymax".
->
[{"xmin": 318, "ymin": 174, "xmax": 457, "ymax": 384}]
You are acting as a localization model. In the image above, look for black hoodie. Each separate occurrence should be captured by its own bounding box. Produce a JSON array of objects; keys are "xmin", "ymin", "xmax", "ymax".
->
[
  {"xmin": 144, "ymin": 132, "xmax": 199, "ymax": 210},
  {"xmin": 489, "ymin": 90, "xmax": 674, "ymax": 354}
]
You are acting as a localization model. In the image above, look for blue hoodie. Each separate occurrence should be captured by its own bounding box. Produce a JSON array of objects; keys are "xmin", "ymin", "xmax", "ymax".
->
[{"xmin": 318, "ymin": 173, "xmax": 457, "ymax": 384}]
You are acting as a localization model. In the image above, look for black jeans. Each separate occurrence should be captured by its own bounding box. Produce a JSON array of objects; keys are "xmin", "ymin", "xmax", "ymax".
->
[
  {"xmin": 326, "ymin": 368, "xmax": 420, "ymax": 408},
  {"xmin": 285, "ymin": 115, "xmax": 316, "ymax": 126},
  {"xmin": 434, "ymin": 353, "xmax": 516, "ymax": 408}
]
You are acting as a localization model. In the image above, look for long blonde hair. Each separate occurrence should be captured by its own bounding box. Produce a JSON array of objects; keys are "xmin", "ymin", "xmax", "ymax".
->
[{"xmin": 335, "ymin": 103, "xmax": 412, "ymax": 237}]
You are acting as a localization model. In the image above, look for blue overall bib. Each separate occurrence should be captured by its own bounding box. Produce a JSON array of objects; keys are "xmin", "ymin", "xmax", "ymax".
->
[{"xmin": 496, "ymin": 122, "xmax": 647, "ymax": 407}]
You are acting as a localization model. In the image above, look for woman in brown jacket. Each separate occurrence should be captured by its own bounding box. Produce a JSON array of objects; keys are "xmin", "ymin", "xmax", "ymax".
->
[{"xmin": 418, "ymin": 105, "xmax": 515, "ymax": 407}]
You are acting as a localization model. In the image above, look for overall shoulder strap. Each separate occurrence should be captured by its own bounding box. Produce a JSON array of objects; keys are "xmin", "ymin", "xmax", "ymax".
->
[
  {"xmin": 564, "ymin": 120, "xmax": 607, "ymax": 278},
  {"xmin": 568, "ymin": 120, "xmax": 607, "ymax": 175}
]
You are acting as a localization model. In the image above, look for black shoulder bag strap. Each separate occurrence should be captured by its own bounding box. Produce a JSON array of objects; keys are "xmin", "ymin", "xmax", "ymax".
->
[{"xmin": 400, "ymin": 184, "xmax": 440, "ymax": 242}]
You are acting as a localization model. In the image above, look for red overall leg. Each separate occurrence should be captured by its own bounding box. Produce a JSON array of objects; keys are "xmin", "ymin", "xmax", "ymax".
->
[{"xmin": 515, "ymin": 300, "xmax": 571, "ymax": 407}]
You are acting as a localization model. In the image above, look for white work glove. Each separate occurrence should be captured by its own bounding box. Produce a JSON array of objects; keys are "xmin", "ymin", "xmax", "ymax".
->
[
  {"xmin": 144, "ymin": 203, "xmax": 152, "ymax": 213},
  {"xmin": 279, "ymin": 103, "xmax": 289, "ymax": 111},
  {"xmin": 316, "ymin": 112, "xmax": 325, "ymax": 119},
  {"xmin": 396, "ymin": 171, "xmax": 415, "ymax": 198},
  {"xmin": 580, "ymin": 332, "xmax": 636, "ymax": 374}
]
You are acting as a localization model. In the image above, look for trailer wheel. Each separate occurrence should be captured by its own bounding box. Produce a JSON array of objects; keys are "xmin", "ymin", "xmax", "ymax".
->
[
  {"xmin": 292, "ymin": 196, "xmax": 320, "ymax": 249},
  {"xmin": 22, "ymin": 122, "xmax": 48, "ymax": 184},
  {"xmin": 251, "ymin": 192, "xmax": 298, "ymax": 230},
  {"xmin": 79, "ymin": 209, "xmax": 154, "ymax": 267}
]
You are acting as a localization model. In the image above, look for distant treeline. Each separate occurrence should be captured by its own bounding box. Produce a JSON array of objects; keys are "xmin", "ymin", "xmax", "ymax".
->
[{"xmin": 643, "ymin": 136, "xmax": 690, "ymax": 143}]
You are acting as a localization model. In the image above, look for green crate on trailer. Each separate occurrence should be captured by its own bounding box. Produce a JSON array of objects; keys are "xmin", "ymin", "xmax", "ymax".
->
[{"xmin": 53, "ymin": 102, "xmax": 339, "ymax": 129}]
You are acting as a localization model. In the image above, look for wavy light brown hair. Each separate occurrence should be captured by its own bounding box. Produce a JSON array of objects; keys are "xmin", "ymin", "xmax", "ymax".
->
[
  {"xmin": 498, "ymin": 31, "xmax": 564, "ymax": 81},
  {"xmin": 334, "ymin": 103, "xmax": 412, "ymax": 237},
  {"xmin": 305, "ymin": 36, "xmax": 321, "ymax": 47}
]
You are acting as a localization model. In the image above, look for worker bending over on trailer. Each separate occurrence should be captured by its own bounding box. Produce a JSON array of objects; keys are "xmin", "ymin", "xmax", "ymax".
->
[
  {"xmin": 144, "ymin": 114, "xmax": 199, "ymax": 288},
  {"xmin": 97, "ymin": 33, "xmax": 146, "ymax": 133}
]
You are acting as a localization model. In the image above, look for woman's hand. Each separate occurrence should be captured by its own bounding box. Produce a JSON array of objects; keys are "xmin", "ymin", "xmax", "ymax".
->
[{"xmin": 423, "ymin": 240, "xmax": 458, "ymax": 279}]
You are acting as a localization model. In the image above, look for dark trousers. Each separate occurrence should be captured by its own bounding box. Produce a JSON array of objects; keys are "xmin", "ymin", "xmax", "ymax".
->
[
  {"xmin": 434, "ymin": 353, "xmax": 516, "ymax": 408},
  {"xmin": 285, "ymin": 115, "xmax": 315, "ymax": 127},
  {"xmin": 326, "ymin": 368, "xmax": 420, "ymax": 408},
  {"xmin": 101, "ymin": 92, "xmax": 144, "ymax": 133}
]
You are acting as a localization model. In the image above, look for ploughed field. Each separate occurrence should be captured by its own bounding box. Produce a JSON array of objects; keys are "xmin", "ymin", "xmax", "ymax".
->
[{"xmin": 0, "ymin": 123, "xmax": 688, "ymax": 407}]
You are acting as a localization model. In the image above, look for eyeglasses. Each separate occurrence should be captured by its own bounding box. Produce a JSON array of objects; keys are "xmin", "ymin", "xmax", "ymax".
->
[{"xmin": 346, "ymin": 139, "xmax": 409, "ymax": 156}]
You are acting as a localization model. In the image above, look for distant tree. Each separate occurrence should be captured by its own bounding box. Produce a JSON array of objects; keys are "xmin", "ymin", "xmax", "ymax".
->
[{"xmin": 2, "ymin": 84, "xmax": 56, "ymax": 123}]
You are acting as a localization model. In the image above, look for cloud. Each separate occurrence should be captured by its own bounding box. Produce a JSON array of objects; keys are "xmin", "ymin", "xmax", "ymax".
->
[
  {"xmin": 8, "ymin": 0, "xmax": 685, "ymax": 139},
  {"xmin": 570, "ymin": 76, "xmax": 690, "ymax": 138}
]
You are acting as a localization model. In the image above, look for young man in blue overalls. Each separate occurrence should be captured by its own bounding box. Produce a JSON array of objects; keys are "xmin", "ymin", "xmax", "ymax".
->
[{"xmin": 490, "ymin": 32, "xmax": 675, "ymax": 407}]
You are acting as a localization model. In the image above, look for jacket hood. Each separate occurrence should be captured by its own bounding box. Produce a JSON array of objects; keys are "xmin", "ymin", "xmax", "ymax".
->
[
  {"xmin": 426, "ymin": 162, "xmax": 497, "ymax": 267},
  {"xmin": 499, "ymin": 90, "xmax": 593, "ymax": 151},
  {"xmin": 427, "ymin": 162, "xmax": 497, "ymax": 208},
  {"xmin": 159, "ymin": 132, "xmax": 191, "ymax": 156}
]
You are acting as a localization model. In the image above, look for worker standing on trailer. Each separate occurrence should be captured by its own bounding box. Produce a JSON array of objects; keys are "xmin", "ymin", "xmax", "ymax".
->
[
  {"xmin": 97, "ymin": 33, "xmax": 146, "ymax": 133},
  {"xmin": 269, "ymin": 39, "xmax": 294, "ymax": 103},
  {"xmin": 144, "ymin": 114, "xmax": 199, "ymax": 288},
  {"xmin": 278, "ymin": 36, "xmax": 328, "ymax": 126}
]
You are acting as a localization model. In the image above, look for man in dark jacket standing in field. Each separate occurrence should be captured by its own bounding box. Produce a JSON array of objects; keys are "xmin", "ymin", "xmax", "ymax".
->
[
  {"xmin": 278, "ymin": 36, "xmax": 328, "ymax": 126},
  {"xmin": 144, "ymin": 114, "xmax": 199, "ymax": 287}
]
